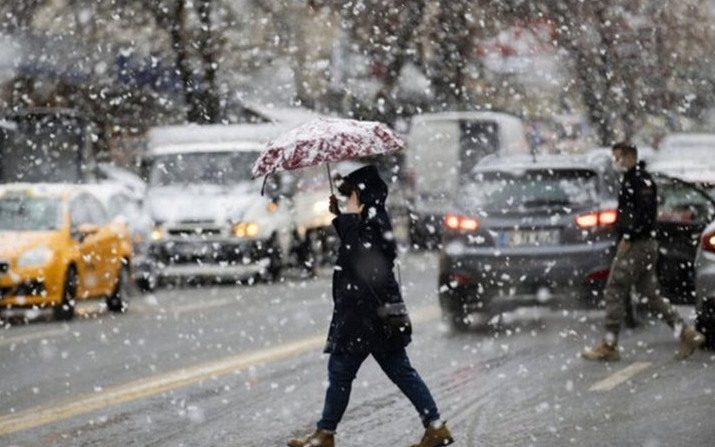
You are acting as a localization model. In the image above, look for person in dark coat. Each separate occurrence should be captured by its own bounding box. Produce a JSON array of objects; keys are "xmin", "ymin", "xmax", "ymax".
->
[
  {"xmin": 582, "ymin": 142, "xmax": 705, "ymax": 362},
  {"xmin": 288, "ymin": 165, "xmax": 453, "ymax": 447}
]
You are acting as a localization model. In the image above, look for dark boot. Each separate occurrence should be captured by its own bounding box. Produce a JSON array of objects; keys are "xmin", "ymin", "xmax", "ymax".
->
[
  {"xmin": 287, "ymin": 429, "xmax": 335, "ymax": 447},
  {"xmin": 675, "ymin": 326, "xmax": 705, "ymax": 360},
  {"xmin": 410, "ymin": 422, "xmax": 454, "ymax": 447},
  {"xmin": 582, "ymin": 341, "xmax": 621, "ymax": 362}
]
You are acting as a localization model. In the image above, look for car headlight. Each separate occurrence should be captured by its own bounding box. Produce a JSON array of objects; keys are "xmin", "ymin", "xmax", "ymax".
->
[
  {"xmin": 151, "ymin": 226, "xmax": 164, "ymax": 241},
  {"xmin": 17, "ymin": 246, "xmax": 53, "ymax": 268},
  {"xmin": 233, "ymin": 222, "xmax": 260, "ymax": 238}
]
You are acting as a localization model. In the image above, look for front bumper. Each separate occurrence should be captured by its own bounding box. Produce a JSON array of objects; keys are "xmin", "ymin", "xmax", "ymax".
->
[
  {"xmin": 438, "ymin": 241, "xmax": 615, "ymax": 315},
  {"xmin": 0, "ymin": 264, "xmax": 64, "ymax": 308},
  {"xmin": 147, "ymin": 237, "xmax": 273, "ymax": 278}
]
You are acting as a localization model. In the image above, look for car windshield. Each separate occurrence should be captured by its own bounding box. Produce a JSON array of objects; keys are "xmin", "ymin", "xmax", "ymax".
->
[
  {"xmin": 149, "ymin": 151, "xmax": 259, "ymax": 187},
  {"xmin": 458, "ymin": 169, "xmax": 599, "ymax": 211},
  {"xmin": 0, "ymin": 196, "xmax": 63, "ymax": 231}
]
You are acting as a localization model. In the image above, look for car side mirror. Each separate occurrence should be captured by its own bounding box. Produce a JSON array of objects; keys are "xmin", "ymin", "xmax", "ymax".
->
[{"xmin": 75, "ymin": 223, "xmax": 99, "ymax": 242}]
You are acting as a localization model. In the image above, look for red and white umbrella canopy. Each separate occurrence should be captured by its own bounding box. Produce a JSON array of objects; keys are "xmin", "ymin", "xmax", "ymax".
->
[{"xmin": 251, "ymin": 118, "xmax": 404, "ymax": 179}]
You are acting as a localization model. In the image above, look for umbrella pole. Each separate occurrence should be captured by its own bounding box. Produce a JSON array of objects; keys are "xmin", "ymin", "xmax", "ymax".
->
[{"xmin": 326, "ymin": 163, "xmax": 334, "ymax": 195}]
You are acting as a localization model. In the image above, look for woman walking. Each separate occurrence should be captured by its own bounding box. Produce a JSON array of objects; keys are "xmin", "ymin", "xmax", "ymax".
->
[{"xmin": 287, "ymin": 165, "xmax": 453, "ymax": 447}]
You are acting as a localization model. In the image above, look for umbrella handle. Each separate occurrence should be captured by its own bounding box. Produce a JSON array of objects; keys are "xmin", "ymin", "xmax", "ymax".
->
[{"xmin": 326, "ymin": 163, "xmax": 334, "ymax": 195}]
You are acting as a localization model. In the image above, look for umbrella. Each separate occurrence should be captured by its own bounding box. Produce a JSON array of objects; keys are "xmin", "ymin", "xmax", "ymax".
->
[{"xmin": 252, "ymin": 118, "xmax": 404, "ymax": 194}]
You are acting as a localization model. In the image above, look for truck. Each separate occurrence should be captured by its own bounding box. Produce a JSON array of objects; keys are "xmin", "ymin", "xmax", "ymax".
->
[
  {"xmin": 136, "ymin": 107, "xmax": 320, "ymax": 287},
  {"xmin": 405, "ymin": 111, "xmax": 530, "ymax": 247}
]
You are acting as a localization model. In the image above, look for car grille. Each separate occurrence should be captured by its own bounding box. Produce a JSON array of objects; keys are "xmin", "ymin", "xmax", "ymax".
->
[
  {"xmin": 0, "ymin": 280, "xmax": 46, "ymax": 299},
  {"xmin": 167, "ymin": 227, "xmax": 223, "ymax": 237}
]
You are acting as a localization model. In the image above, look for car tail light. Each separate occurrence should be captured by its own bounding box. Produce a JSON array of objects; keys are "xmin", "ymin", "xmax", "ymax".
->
[
  {"xmin": 587, "ymin": 269, "xmax": 610, "ymax": 282},
  {"xmin": 703, "ymin": 231, "xmax": 715, "ymax": 253},
  {"xmin": 575, "ymin": 209, "xmax": 617, "ymax": 229},
  {"xmin": 444, "ymin": 214, "xmax": 480, "ymax": 232},
  {"xmin": 448, "ymin": 273, "xmax": 471, "ymax": 286}
]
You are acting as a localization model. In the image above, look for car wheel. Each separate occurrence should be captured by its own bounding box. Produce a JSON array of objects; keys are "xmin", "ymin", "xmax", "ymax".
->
[
  {"xmin": 260, "ymin": 233, "xmax": 282, "ymax": 283},
  {"xmin": 53, "ymin": 267, "xmax": 77, "ymax": 321},
  {"xmin": 136, "ymin": 275, "xmax": 155, "ymax": 293},
  {"xmin": 107, "ymin": 263, "xmax": 131, "ymax": 313}
]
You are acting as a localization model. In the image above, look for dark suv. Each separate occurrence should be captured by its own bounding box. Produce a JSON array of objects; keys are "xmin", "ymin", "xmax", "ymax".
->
[{"xmin": 438, "ymin": 151, "xmax": 715, "ymax": 330}]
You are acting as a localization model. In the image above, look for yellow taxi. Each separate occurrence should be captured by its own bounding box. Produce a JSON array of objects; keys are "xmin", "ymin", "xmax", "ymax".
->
[{"xmin": 0, "ymin": 184, "xmax": 133, "ymax": 319}]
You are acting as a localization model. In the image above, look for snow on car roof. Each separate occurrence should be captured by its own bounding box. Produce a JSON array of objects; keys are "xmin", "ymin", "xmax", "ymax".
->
[
  {"xmin": 472, "ymin": 152, "xmax": 609, "ymax": 174},
  {"xmin": 660, "ymin": 133, "xmax": 715, "ymax": 147},
  {"xmin": 148, "ymin": 141, "xmax": 265, "ymax": 156},
  {"xmin": 147, "ymin": 106, "xmax": 323, "ymax": 149},
  {"xmin": 88, "ymin": 183, "xmax": 138, "ymax": 205}
]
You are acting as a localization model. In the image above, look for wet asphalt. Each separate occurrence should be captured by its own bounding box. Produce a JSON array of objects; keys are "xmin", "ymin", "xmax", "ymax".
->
[{"xmin": 1, "ymin": 252, "xmax": 713, "ymax": 447}]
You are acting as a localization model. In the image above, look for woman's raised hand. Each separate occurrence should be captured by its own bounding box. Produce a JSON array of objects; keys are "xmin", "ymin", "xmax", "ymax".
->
[{"xmin": 329, "ymin": 194, "xmax": 341, "ymax": 216}]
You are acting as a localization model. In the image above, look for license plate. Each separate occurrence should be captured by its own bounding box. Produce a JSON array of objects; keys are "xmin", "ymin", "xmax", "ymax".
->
[
  {"xmin": 499, "ymin": 229, "xmax": 560, "ymax": 247},
  {"xmin": 174, "ymin": 243, "xmax": 207, "ymax": 257}
]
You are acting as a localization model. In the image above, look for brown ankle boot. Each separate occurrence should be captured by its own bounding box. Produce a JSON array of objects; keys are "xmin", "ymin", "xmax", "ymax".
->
[
  {"xmin": 287, "ymin": 429, "xmax": 335, "ymax": 447},
  {"xmin": 410, "ymin": 422, "xmax": 454, "ymax": 447},
  {"xmin": 582, "ymin": 341, "xmax": 621, "ymax": 362},
  {"xmin": 675, "ymin": 326, "xmax": 705, "ymax": 360}
]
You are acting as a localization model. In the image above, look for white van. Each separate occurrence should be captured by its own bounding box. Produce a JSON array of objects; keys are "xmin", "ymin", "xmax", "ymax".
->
[
  {"xmin": 137, "ymin": 107, "xmax": 320, "ymax": 286},
  {"xmin": 405, "ymin": 111, "xmax": 530, "ymax": 247}
]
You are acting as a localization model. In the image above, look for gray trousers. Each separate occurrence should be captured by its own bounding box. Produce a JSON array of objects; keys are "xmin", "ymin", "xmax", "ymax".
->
[{"xmin": 604, "ymin": 239, "xmax": 684, "ymax": 339}]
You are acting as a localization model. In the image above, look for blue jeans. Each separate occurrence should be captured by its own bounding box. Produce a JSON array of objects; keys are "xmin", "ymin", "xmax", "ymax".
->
[{"xmin": 317, "ymin": 347, "xmax": 440, "ymax": 431}]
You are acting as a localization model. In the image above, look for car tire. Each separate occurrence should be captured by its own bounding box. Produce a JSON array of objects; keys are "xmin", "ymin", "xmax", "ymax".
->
[
  {"xmin": 136, "ymin": 275, "xmax": 155, "ymax": 293},
  {"xmin": 107, "ymin": 263, "xmax": 131, "ymax": 313},
  {"xmin": 261, "ymin": 233, "xmax": 283, "ymax": 283},
  {"xmin": 53, "ymin": 267, "xmax": 77, "ymax": 321}
]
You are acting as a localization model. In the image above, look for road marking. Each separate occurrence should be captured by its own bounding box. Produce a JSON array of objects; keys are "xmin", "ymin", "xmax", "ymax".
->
[
  {"xmin": 0, "ymin": 304, "xmax": 440, "ymax": 436},
  {"xmin": 169, "ymin": 297, "xmax": 237, "ymax": 314},
  {"xmin": 589, "ymin": 362, "xmax": 653, "ymax": 392},
  {"xmin": 0, "ymin": 328, "xmax": 70, "ymax": 348}
]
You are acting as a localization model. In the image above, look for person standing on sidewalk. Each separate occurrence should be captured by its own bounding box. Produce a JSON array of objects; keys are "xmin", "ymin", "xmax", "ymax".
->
[
  {"xmin": 582, "ymin": 142, "xmax": 705, "ymax": 362},
  {"xmin": 287, "ymin": 165, "xmax": 453, "ymax": 447}
]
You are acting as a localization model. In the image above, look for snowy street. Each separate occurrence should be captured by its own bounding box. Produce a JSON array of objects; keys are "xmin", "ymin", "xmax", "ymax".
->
[{"xmin": 1, "ymin": 252, "xmax": 712, "ymax": 447}]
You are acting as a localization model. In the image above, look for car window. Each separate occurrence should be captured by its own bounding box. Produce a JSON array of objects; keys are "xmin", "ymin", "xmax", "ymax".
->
[
  {"xmin": 458, "ymin": 169, "xmax": 599, "ymax": 211},
  {"xmin": 85, "ymin": 195, "xmax": 108, "ymax": 226},
  {"xmin": 69, "ymin": 198, "xmax": 91, "ymax": 228},
  {"xmin": 459, "ymin": 120, "xmax": 499, "ymax": 179},
  {"xmin": 107, "ymin": 194, "xmax": 129, "ymax": 218},
  {"xmin": 657, "ymin": 180, "xmax": 715, "ymax": 225}
]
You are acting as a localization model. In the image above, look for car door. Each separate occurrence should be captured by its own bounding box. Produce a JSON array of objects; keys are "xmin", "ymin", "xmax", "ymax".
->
[
  {"xmin": 85, "ymin": 195, "xmax": 120, "ymax": 296},
  {"xmin": 69, "ymin": 196, "xmax": 103, "ymax": 299},
  {"xmin": 653, "ymin": 174, "xmax": 715, "ymax": 303}
]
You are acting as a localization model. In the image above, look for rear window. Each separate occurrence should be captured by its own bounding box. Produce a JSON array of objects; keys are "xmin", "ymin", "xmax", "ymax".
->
[{"xmin": 458, "ymin": 169, "xmax": 599, "ymax": 211}]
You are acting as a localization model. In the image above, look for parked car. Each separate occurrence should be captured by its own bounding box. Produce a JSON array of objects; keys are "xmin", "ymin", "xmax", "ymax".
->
[
  {"xmin": 695, "ymin": 220, "xmax": 715, "ymax": 349},
  {"xmin": 438, "ymin": 152, "xmax": 715, "ymax": 330},
  {"xmin": 141, "ymin": 142, "xmax": 296, "ymax": 285},
  {"xmin": 405, "ymin": 111, "xmax": 530, "ymax": 248},
  {"xmin": 0, "ymin": 184, "xmax": 133, "ymax": 320}
]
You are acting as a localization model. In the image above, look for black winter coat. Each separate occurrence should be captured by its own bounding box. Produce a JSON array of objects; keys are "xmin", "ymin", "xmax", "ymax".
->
[
  {"xmin": 616, "ymin": 162, "xmax": 658, "ymax": 242},
  {"xmin": 324, "ymin": 166, "xmax": 411, "ymax": 354}
]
